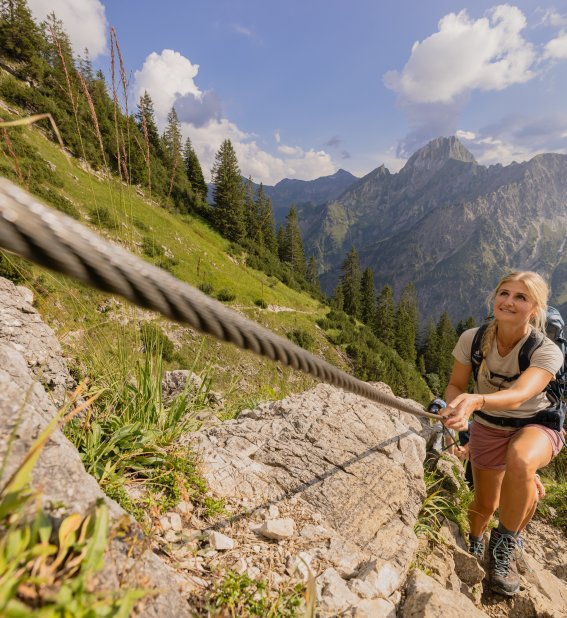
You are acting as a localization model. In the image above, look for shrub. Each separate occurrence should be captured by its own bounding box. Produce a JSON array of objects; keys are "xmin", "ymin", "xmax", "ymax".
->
[
  {"xmin": 32, "ymin": 185, "xmax": 80, "ymax": 219},
  {"xmin": 254, "ymin": 298, "xmax": 268, "ymax": 309},
  {"xmin": 0, "ymin": 251, "xmax": 33, "ymax": 283},
  {"xmin": 140, "ymin": 322, "xmax": 175, "ymax": 361},
  {"xmin": 217, "ymin": 288, "xmax": 236, "ymax": 302},
  {"xmin": 199, "ymin": 281, "xmax": 214, "ymax": 296},
  {"xmin": 142, "ymin": 236, "xmax": 165, "ymax": 258},
  {"xmin": 286, "ymin": 328, "xmax": 314, "ymax": 351},
  {"xmin": 89, "ymin": 206, "xmax": 118, "ymax": 229}
]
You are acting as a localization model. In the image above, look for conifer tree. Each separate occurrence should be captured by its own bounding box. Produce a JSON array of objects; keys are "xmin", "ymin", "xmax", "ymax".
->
[
  {"xmin": 332, "ymin": 280, "xmax": 344, "ymax": 311},
  {"xmin": 136, "ymin": 91, "xmax": 161, "ymax": 154},
  {"xmin": 306, "ymin": 256, "xmax": 320, "ymax": 290},
  {"xmin": 183, "ymin": 136, "xmax": 207, "ymax": 201},
  {"xmin": 395, "ymin": 283, "xmax": 419, "ymax": 363},
  {"xmin": 243, "ymin": 176, "xmax": 258, "ymax": 242},
  {"xmin": 0, "ymin": 0, "xmax": 45, "ymax": 69},
  {"xmin": 436, "ymin": 312, "xmax": 457, "ymax": 383},
  {"xmin": 360, "ymin": 267, "xmax": 376, "ymax": 325},
  {"xmin": 340, "ymin": 247, "xmax": 361, "ymax": 318},
  {"xmin": 257, "ymin": 186, "xmax": 277, "ymax": 255},
  {"xmin": 456, "ymin": 316, "xmax": 476, "ymax": 336},
  {"xmin": 277, "ymin": 225, "xmax": 285, "ymax": 261},
  {"xmin": 423, "ymin": 317, "xmax": 439, "ymax": 374},
  {"xmin": 374, "ymin": 284, "xmax": 395, "ymax": 347},
  {"xmin": 211, "ymin": 139, "xmax": 245, "ymax": 242},
  {"xmin": 281, "ymin": 206, "xmax": 306, "ymax": 278}
]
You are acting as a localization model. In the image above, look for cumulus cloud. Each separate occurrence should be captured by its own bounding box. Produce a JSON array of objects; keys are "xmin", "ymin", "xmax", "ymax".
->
[
  {"xmin": 28, "ymin": 0, "xmax": 107, "ymax": 58},
  {"xmin": 134, "ymin": 50, "xmax": 201, "ymax": 124},
  {"xmin": 544, "ymin": 31, "xmax": 567, "ymax": 59},
  {"xmin": 133, "ymin": 50, "xmax": 336, "ymax": 184},
  {"xmin": 384, "ymin": 5, "xmax": 536, "ymax": 104},
  {"xmin": 175, "ymin": 90, "xmax": 222, "ymax": 127}
]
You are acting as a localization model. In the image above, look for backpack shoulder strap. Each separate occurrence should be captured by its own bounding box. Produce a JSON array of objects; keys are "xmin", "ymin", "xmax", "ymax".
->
[
  {"xmin": 517, "ymin": 330, "xmax": 545, "ymax": 373},
  {"xmin": 470, "ymin": 325, "xmax": 487, "ymax": 382}
]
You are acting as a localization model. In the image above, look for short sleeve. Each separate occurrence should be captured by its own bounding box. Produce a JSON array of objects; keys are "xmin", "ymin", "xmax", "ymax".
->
[
  {"xmin": 452, "ymin": 328, "xmax": 479, "ymax": 366},
  {"xmin": 529, "ymin": 337, "xmax": 563, "ymax": 376}
]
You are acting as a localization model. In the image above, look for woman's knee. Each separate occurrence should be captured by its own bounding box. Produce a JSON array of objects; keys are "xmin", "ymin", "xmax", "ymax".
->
[
  {"xmin": 506, "ymin": 446, "xmax": 539, "ymax": 479},
  {"xmin": 470, "ymin": 494, "xmax": 498, "ymax": 517}
]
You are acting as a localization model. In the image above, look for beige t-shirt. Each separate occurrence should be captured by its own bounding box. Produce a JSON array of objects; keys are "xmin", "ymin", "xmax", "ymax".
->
[{"xmin": 453, "ymin": 327, "xmax": 563, "ymax": 429}]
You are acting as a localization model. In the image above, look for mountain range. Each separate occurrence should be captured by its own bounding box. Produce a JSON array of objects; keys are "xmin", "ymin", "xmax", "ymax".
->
[{"xmin": 254, "ymin": 137, "xmax": 567, "ymax": 323}]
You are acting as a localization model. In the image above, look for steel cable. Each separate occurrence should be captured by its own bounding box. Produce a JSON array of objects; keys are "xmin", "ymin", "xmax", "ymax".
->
[{"xmin": 0, "ymin": 178, "xmax": 438, "ymax": 421}]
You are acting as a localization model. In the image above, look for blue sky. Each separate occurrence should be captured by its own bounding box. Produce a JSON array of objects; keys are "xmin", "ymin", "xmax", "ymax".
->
[{"xmin": 27, "ymin": 1, "xmax": 567, "ymax": 184}]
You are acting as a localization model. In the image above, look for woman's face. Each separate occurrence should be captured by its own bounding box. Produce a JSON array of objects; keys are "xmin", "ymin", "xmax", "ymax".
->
[{"xmin": 494, "ymin": 280, "xmax": 537, "ymax": 327}]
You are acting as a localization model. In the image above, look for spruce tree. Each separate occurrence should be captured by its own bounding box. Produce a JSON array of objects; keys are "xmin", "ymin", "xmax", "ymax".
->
[
  {"xmin": 332, "ymin": 280, "xmax": 344, "ymax": 311},
  {"xmin": 340, "ymin": 247, "xmax": 361, "ymax": 318},
  {"xmin": 136, "ymin": 91, "xmax": 161, "ymax": 154},
  {"xmin": 456, "ymin": 316, "xmax": 476, "ymax": 336},
  {"xmin": 395, "ymin": 283, "xmax": 419, "ymax": 363},
  {"xmin": 257, "ymin": 185, "xmax": 277, "ymax": 255},
  {"xmin": 183, "ymin": 136, "xmax": 207, "ymax": 201},
  {"xmin": 0, "ymin": 0, "xmax": 45, "ymax": 69},
  {"xmin": 436, "ymin": 312, "xmax": 457, "ymax": 383},
  {"xmin": 306, "ymin": 256, "xmax": 320, "ymax": 290},
  {"xmin": 423, "ymin": 317, "xmax": 439, "ymax": 374},
  {"xmin": 277, "ymin": 225, "xmax": 285, "ymax": 261},
  {"xmin": 281, "ymin": 206, "xmax": 306, "ymax": 278},
  {"xmin": 360, "ymin": 267, "xmax": 376, "ymax": 325},
  {"xmin": 243, "ymin": 176, "xmax": 258, "ymax": 242},
  {"xmin": 374, "ymin": 284, "xmax": 395, "ymax": 347},
  {"xmin": 211, "ymin": 139, "xmax": 245, "ymax": 242}
]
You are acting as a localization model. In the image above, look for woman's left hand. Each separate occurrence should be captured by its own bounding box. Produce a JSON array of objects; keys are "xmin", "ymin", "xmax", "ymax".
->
[{"xmin": 439, "ymin": 393, "xmax": 480, "ymax": 431}]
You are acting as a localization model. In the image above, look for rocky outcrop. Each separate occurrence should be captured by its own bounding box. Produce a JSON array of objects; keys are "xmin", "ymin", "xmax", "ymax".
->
[{"xmin": 0, "ymin": 278, "xmax": 192, "ymax": 617}]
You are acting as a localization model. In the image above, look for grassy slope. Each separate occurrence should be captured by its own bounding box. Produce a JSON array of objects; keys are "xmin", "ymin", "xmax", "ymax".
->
[{"xmin": 0, "ymin": 116, "xmax": 347, "ymax": 406}]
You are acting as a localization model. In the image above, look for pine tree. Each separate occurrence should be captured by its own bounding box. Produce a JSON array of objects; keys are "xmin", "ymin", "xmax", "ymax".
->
[
  {"xmin": 436, "ymin": 312, "xmax": 457, "ymax": 383},
  {"xmin": 360, "ymin": 267, "xmax": 376, "ymax": 325},
  {"xmin": 277, "ymin": 225, "xmax": 285, "ymax": 261},
  {"xmin": 183, "ymin": 136, "xmax": 207, "ymax": 201},
  {"xmin": 332, "ymin": 280, "xmax": 344, "ymax": 311},
  {"xmin": 257, "ymin": 185, "xmax": 277, "ymax": 255},
  {"xmin": 456, "ymin": 316, "xmax": 476, "ymax": 336},
  {"xmin": 211, "ymin": 139, "xmax": 245, "ymax": 242},
  {"xmin": 281, "ymin": 206, "xmax": 306, "ymax": 278},
  {"xmin": 136, "ymin": 91, "xmax": 161, "ymax": 154},
  {"xmin": 243, "ymin": 176, "xmax": 258, "ymax": 242},
  {"xmin": 306, "ymin": 256, "xmax": 320, "ymax": 290},
  {"xmin": 395, "ymin": 283, "xmax": 419, "ymax": 363},
  {"xmin": 374, "ymin": 284, "xmax": 395, "ymax": 347},
  {"xmin": 422, "ymin": 317, "xmax": 439, "ymax": 374},
  {"xmin": 0, "ymin": 0, "xmax": 45, "ymax": 68},
  {"xmin": 340, "ymin": 247, "xmax": 361, "ymax": 318}
]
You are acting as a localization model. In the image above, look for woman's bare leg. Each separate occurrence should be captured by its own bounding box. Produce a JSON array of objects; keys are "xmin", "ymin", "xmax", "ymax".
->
[
  {"xmin": 498, "ymin": 427, "xmax": 553, "ymax": 532},
  {"xmin": 469, "ymin": 466, "xmax": 505, "ymax": 537}
]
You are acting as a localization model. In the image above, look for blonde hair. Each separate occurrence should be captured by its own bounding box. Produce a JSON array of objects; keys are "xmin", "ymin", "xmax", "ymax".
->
[{"xmin": 478, "ymin": 271, "xmax": 549, "ymax": 378}]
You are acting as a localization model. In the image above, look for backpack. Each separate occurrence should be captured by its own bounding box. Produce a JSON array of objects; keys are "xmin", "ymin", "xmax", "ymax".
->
[{"xmin": 470, "ymin": 306, "xmax": 567, "ymax": 431}]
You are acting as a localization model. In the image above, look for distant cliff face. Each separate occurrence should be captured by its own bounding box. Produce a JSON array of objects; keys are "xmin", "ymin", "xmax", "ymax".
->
[{"xmin": 299, "ymin": 137, "xmax": 567, "ymax": 322}]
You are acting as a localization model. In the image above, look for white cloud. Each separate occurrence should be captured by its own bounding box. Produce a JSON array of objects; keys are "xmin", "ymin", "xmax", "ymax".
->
[
  {"xmin": 134, "ymin": 50, "xmax": 201, "ymax": 124},
  {"xmin": 231, "ymin": 24, "xmax": 254, "ymax": 37},
  {"xmin": 537, "ymin": 8, "xmax": 567, "ymax": 28},
  {"xmin": 28, "ymin": 0, "xmax": 107, "ymax": 58},
  {"xmin": 544, "ymin": 31, "xmax": 567, "ymax": 59},
  {"xmin": 133, "ymin": 50, "xmax": 337, "ymax": 184},
  {"xmin": 277, "ymin": 144, "xmax": 304, "ymax": 156},
  {"xmin": 384, "ymin": 5, "xmax": 536, "ymax": 104},
  {"xmin": 456, "ymin": 129, "xmax": 476, "ymax": 140}
]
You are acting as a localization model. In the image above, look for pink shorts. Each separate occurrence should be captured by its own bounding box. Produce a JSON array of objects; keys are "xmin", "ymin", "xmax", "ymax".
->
[{"xmin": 469, "ymin": 420, "xmax": 564, "ymax": 470}]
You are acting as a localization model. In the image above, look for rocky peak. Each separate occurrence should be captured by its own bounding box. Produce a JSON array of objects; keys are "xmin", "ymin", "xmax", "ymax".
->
[{"xmin": 400, "ymin": 136, "xmax": 477, "ymax": 178}]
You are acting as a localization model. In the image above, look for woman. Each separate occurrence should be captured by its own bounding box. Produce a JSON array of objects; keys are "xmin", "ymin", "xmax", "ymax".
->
[{"xmin": 440, "ymin": 271, "xmax": 563, "ymax": 596}]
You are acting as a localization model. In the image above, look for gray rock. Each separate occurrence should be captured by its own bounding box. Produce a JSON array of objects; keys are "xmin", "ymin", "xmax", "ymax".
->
[
  {"xmin": 0, "ymin": 277, "xmax": 72, "ymax": 406},
  {"xmin": 16, "ymin": 285, "xmax": 34, "ymax": 305},
  {"xmin": 259, "ymin": 518, "xmax": 295, "ymax": 540},
  {"xmin": 162, "ymin": 370, "xmax": 202, "ymax": 404},
  {"xmin": 400, "ymin": 569, "xmax": 489, "ymax": 617},
  {"xmin": 353, "ymin": 598, "xmax": 397, "ymax": 617},
  {"xmin": 207, "ymin": 530, "xmax": 235, "ymax": 551},
  {"xmin": 317, "ymin": 567, "xmax": 359, "ymax": 613},
  {"xmin": 354, "ymin": 559, "xmax": 403, "ymax": 599}
]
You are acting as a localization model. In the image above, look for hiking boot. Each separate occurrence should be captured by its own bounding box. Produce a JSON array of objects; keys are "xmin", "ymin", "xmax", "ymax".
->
[
  {"xmin": 488, "ymin": 529, "xmax": 520, "ymax": 596},
  {"xmin": 468, "ymin": 536, "xmax": 485, "ymax": 560}
]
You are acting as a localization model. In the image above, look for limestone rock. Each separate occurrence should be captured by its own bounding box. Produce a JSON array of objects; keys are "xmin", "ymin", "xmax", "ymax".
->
[
  {"xmin": 259, "ymin": 518, "xmax": 295, "ymax": 540},
  {"xmin": 401, "ymin": 569, "xmax": 489, "ymax": 617},
  {"xmin": 162, "ymin": 370, "xmax": 202, "ymax": 404},
  {"xmin": 317, "ymin": 567, "xmax": 359, "ymax": 613},
  {"xmin": 207, "ymin": 531, "xmax": 235, "ymax": 551},
  {"xmin": 353, "ymin": 598, "xmax": 397, "ymax": 617}
]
